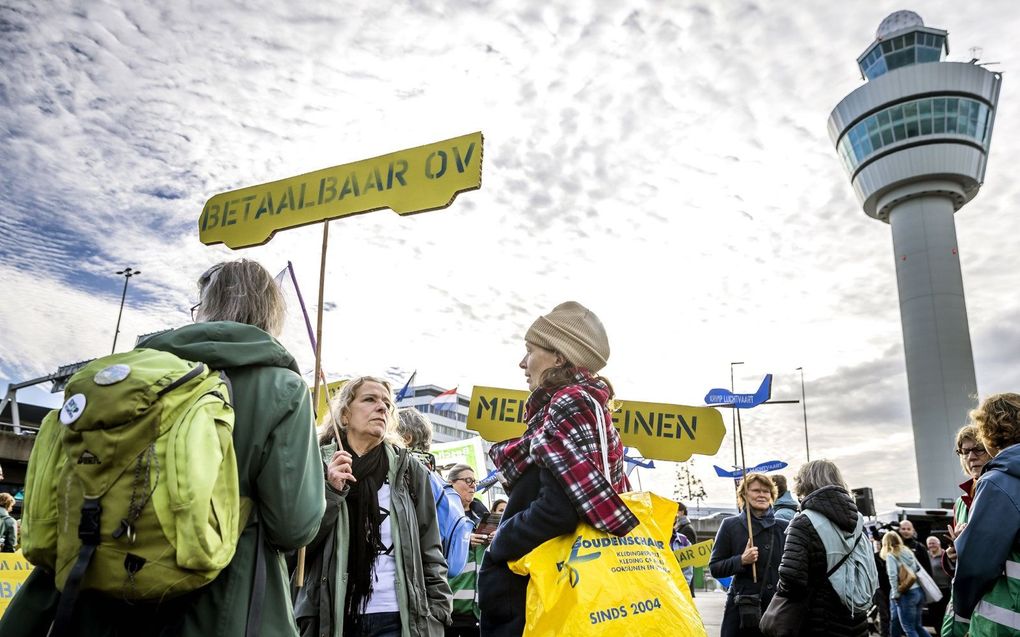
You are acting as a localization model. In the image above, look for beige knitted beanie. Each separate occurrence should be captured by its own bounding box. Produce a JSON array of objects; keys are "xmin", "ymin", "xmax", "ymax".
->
[{"xmin": 525, "ymin": 301, "xmax": 610, "ymax": 372}]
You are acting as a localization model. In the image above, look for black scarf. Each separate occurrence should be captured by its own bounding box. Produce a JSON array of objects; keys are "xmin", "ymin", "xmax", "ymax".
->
[{"xmin": 342, "ymin": 436, "xmax": 390, "ymax": 633}]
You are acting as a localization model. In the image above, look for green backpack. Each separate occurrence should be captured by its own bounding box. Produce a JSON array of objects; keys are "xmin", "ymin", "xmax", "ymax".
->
[{"xmin": 21, "ymin": 348, "xmax": 245, "ymax": 609}]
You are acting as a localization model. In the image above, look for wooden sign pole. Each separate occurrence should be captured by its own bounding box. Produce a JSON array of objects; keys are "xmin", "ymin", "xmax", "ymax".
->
[
  {"xmin": 736, "ymin": 408, "xmax": 757, "ymax": 583},
  {"xmin": 295, "ymin": 220, "xmax": 344, "ymax": 588}
]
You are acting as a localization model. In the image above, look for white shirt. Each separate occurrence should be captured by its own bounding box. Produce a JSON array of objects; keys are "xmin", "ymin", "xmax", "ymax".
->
[{"xmin": 364, "ymin": 482, "xmax": 399, "ymax": 614}]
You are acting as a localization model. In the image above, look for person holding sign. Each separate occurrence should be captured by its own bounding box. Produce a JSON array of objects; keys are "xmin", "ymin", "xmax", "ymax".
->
[
  {"xmin": 294, "ymin": 377, "xmax": 452, "ymax": 637},
  {"xmin": 477, "ymin": 301, "xmax": 638, "ymax": 636},
  {"xmin": 710, "ymin": 473, "xmax": 787, "ymax": 637}
]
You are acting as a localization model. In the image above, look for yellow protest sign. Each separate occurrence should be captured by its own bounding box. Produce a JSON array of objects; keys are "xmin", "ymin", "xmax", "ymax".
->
[
  {"xmin": 467, "ymin": 386, "xmax": 726, "ymax": 462},
  {"xmin": 674, "ymin": 539, "xmax": 714, "ymax": 570},
  {"xmin": 314, "ymin": 379, "xmax": 348, "ymax": 424},
  {"xmin": 0, "ymin": 551, "xmax": 34, "ymax": 616},
  {"xmin": 199, "ymin": 131, "xmax": 484, "ymax": 249}
]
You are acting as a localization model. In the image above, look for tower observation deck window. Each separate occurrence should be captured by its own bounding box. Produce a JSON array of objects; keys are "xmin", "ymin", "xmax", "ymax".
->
[
  {"xmin": 837, "ymin": 96, "xmax": 991, "ymax": 172},
  {"xmin": 859, "ymin": 33, "xmax": 945, "ymax": 79}
]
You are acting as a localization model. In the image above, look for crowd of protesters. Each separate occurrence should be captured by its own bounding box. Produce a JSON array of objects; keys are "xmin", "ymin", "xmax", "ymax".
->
[
  {"xmin": 0, "ymin": 257, "xmax": 1018, "ymax": 637},
  {"xmin": 0, "ymin": 262, "xmax": 644, "ymax": 637}
]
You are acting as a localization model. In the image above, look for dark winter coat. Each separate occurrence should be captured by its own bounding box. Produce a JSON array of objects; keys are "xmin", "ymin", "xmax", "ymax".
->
[
  {"xmin": 477, "ymin": 464, "xmax": 580, "ymax": 636},
  {"xmin": 710, "ymin": 507, "xmax": 788, "ymax": 637},
  {"xmin": 676, "ymin": 515, "xmax": 698, "ymax": 545},
  {"xmin": 775, "ymin": 485, "xmax": 869, "ymax": 637},
  {"xmin": 904, "ymin": 536, "xmax": 932, "ymax": 577},
  {"xmin": 0, "ymin": 322, "xmax": 327, "ymax": 637}
]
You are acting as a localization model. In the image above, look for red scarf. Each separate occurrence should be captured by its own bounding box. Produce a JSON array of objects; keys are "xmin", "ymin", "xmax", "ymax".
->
[{"xmin": 489, "ymin": 372, "xmax": 637, "ymax": 536}]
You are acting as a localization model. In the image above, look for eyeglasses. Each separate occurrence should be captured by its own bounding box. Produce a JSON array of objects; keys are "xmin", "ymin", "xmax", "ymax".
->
[
  {"xmin": 190, "ymin": 303, "xmax": 201, "ymax": 322},
  {"xmin": 956, "ymin": 445, "xmax": 987, "ymax": 457},
  {"xmin": 452, "ymin": 477, "xmax": 477, "ymax": 487}
]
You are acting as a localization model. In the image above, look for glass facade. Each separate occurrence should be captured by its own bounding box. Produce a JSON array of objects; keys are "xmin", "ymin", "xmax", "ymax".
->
[
  {"xmin": 838, "ymin": 96, "xmax": 991, "ymax": 172},
  {"xmin": 859, "ymin": 31, "xmax": 945, "ymax": 79}
]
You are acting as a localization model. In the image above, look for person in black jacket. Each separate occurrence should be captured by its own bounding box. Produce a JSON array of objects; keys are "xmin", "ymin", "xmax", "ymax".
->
[
  {"xmin": 770, "ymin": 460, "xmax": 876, "ymax": 637},
  {"xmin": 710, "ymin": 473, "xmax": 787, "ymax": 637},
  {"xmin": 477, "ymin": 302, "xmax": 636, "ymax": 637}
]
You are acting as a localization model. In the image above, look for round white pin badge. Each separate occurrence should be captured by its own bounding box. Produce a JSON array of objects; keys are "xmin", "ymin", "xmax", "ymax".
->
[
  {"xmin": 60, "ymin": 393, "xmax": 87, "ymax": 425},
  {"xmin": 94, "ymin": 364, "xmax": 131, "ymax": 386}
]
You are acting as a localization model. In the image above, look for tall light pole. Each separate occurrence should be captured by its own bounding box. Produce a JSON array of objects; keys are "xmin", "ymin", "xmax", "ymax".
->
[
  {"xmin": 112, "ymin": 267, "xmax": 141, "ymax": 354},
  {"xmin": 796, "ymin": 367, "xmax": 810, "ymax": 462},
  {"xmin": 730, "ymin": 361, "xmax": 744, "ymax": 466}
]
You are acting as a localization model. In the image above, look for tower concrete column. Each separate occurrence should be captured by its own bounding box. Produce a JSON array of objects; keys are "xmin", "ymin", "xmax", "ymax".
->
[{"xmin": 887, "ymin": 187, "xmax": 977, "ymax": 504}]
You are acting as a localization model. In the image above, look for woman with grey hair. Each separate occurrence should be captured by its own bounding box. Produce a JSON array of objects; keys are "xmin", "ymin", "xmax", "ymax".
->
[
  {"xmin": 396, "ymin": 407, "xmax": 473, "ymax": 579},
  {"xmin": 295, "ymin": 376, "xmax": 451, "ymax": 637},
  {"xmin": 1, "ymin": 259, "xmax": 328, "ymax": 637},
  {"xmin": 765, "ymin": 460, "xmax": 877, "ymax": 637},
  {"xmin": 398, "ymin": 407, "xmax": 434, "ymax": 453}
]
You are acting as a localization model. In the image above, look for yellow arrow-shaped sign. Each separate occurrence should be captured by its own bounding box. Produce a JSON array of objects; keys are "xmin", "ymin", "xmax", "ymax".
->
[
  {"xmin": 199, "ymin": 131, "xmax": 483, "ymax": 249},
  {"xmin": 674, "ymin": 539, "xmax": 715, "ymax": 570},
  {"xmin": 467, "ymin": 386, "xmax": 726, "ymax": 462}
]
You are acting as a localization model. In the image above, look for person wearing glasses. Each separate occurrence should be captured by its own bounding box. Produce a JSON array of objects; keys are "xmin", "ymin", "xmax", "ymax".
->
[
  {"xmin": 445, "ymin": 464, "xmax": 489, "ymax": 636},
  {"xmin": 477, "ymin": 302, "xmax": 637, "ymax": 636},
  {"xmin": 953, "ymin": 393, "xmax": 1020, "ymax": 637},
  {"xmin": 294, "ymin": 376, "xmax": 452, "ymax": 637},
  {"xmin": 941, "ymin": 424, "xmax": 990, "ymax": 637},
  {"xmin": 0, "ymin": 259, "xmax": 327, "ymax": 637}
]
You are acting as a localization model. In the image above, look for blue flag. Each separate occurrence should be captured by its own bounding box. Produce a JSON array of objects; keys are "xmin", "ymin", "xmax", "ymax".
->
[{"xmin": 395, "ymin": 371, "xmax": 417, "ymax": 403}]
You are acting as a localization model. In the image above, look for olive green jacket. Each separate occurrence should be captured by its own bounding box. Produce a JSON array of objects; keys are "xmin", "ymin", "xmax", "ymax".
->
[
  {"xmin": 293, "ymin": 442, "xmax": 452, "ymax": 637},
  {"xmin": 0, "ymin": 322, "xmax": 326, "ymax": 636}
]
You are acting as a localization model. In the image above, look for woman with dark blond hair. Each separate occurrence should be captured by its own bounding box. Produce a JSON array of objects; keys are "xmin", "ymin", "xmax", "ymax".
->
[
  {"xmin": 295, "ymin": 376, "xmax": 451, "ymax": 637},
  {"xmin": 710, "ymin": 473, "xmax": 787, "ymax": 637},
  {"xmin": 952, "ymin": 393, "xmax": 1020, "ymax": 637}
]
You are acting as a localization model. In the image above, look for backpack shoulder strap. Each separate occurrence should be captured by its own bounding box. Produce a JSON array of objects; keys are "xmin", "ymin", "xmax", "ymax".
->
[
  {"xmin": 826, "ymin": 532, "xmax": 863, "ymax": 577},
  {"xmin": 802, "ymin": 509, "xmax": 863, "ymax": 574},
  {"xmin": 245, "ymin": 519, "xmax": 266, "ymax": 637}
]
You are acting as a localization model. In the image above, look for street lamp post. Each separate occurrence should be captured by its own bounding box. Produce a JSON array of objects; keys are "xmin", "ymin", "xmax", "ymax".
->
[
  {"xmin": 112, "ymin": 267, "xmax": 141, "ymax": 354},
  {"xmin": 797, "ymin": 366, "xmax": 810, "ymax": 462},
  {"xmin": 730, "ymin": 361, "xmax": 744, "ymax": 466}
]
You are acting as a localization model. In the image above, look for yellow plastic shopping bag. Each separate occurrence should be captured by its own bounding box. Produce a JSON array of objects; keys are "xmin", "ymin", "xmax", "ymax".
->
[{"xmin": 509, "ymin": 492, "xmax": 706, "ymax": 637}]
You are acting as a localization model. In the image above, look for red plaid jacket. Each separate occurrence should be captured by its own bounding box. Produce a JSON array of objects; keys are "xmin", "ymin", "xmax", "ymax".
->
[{"xmin": 489, "ymin": 372, "xmax": 638, "ymax": 536}]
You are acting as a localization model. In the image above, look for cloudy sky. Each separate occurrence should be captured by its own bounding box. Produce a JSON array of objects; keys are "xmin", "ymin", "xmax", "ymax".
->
[{"xmin": 2, "ymin": 0, "xmax": 1019, "ymax": 510}]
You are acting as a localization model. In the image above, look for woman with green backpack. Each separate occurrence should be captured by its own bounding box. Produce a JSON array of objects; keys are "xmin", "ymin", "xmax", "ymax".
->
[{"xmin": 0, "ymin": 259, "xmax": 327, "ymax": 637}]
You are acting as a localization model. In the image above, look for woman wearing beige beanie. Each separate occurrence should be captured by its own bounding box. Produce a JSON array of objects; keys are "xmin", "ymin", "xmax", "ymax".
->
[{"xmin": 478, "ymin": 301, "xmax": 638, "ymax": 636}]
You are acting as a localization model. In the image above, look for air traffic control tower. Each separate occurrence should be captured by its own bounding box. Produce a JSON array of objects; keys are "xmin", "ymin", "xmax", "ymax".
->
[{"xmin": 828, "ymin": 11, "xmax": 1001, "ymax": 506}]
